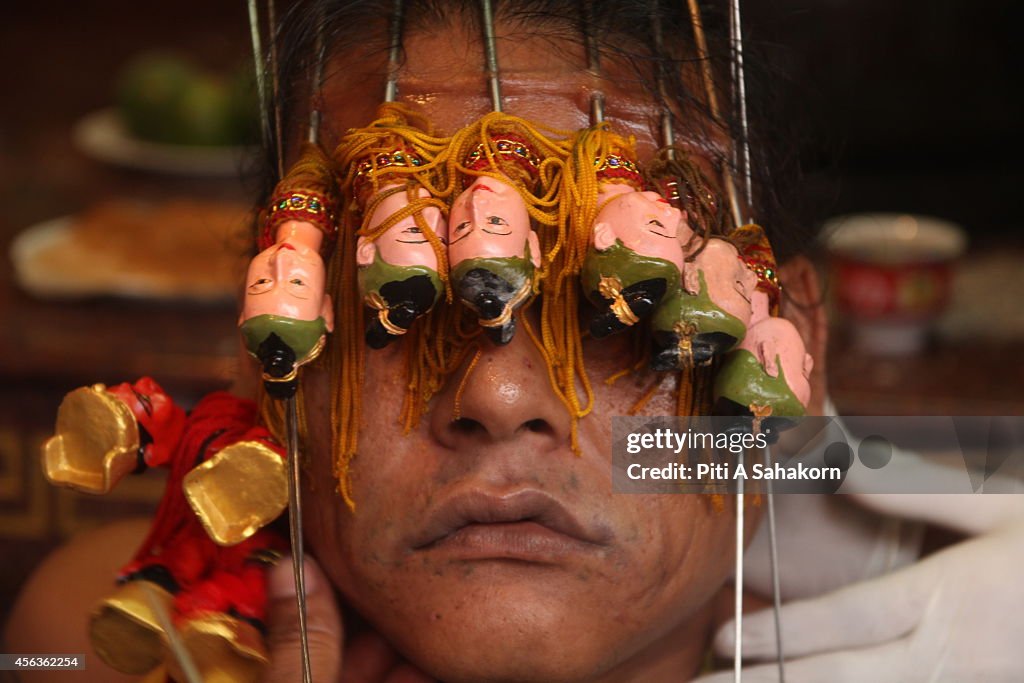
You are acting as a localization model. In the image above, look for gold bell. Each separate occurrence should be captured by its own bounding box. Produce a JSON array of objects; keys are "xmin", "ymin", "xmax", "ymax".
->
[
  {"xmin": 89, "ymin": 581, "xmax": 172, "ymax": 675},
  {"xmin": 42, "ymin": 384, "xmax": 139, "ymax": 494},
  {"xmin": 183, "ymin": 440, "xmax": 288, "ymax": 546},
  {"xmin": 167, "ymin": 613, "xmax": 269, "ymax": 683}
]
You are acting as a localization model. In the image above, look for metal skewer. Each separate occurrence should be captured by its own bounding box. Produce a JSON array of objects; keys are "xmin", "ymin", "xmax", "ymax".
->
[
  {"xmin": 650, "ymin": 2, "xmax": 675, "ymax": 157},
  {"xmin": 285, "ymin": 397, "xmax": 312, "ymax": 683},
  {"xmin": 480, "ymin": 0, "xmax": 503, "ymax": 111},
  {"xmin": 734, "ymin": 447, "xmax": 745, "ymax": 683},
  {"xmin": 384, "ymin": 0, "xmax": 404, "ymax": 103},
  {"xmin": 141, "ymin": 583, "xmax": 202, "ymax": 683},
  {"xmin": 248, "ymin": 2, "xmax": 315, "ymax": 681},
  {"xmin": 765, "ymin": 443, "xmax": 786, "ymax": 682},
  {"xmin": 582, "ymin": 1, "xmax": 605, "ymax": 124},
  {"xmin": 729, "ymin": 0, "xmax": 782, "ymax": 679},
  {"xmin": 685, "ymin": 0, "xmax": 744, "ymax": 229},
  {"xmin": 728, "ymin": 0, "xmax": 753, "ymax": 213}
]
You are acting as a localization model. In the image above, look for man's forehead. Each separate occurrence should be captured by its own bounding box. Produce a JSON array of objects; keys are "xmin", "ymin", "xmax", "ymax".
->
[{"xmin": 320, "ymin": 23, "xmax": 662, "ymax": 149}]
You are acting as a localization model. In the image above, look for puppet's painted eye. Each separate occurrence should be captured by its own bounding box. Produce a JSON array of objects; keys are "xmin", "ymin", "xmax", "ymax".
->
[
  {"xmin": 456, "ymin": 221, "xmax": 471, "ymax": 232},
  {"xmin": 290, "ymin": 278, "xmax": 305, "ymax": 286},
  {"xmin": 488, "ymin": 215, "xmax": 508, "ymax": 226}
]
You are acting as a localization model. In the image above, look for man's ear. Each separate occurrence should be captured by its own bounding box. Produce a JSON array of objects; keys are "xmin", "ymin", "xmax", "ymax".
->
[{"xmin": 777, "ymin": 255, "xmax": 827, "ymax": 415}]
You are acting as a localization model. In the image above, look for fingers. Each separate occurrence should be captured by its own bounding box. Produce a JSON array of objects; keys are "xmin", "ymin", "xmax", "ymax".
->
[
  {"xmin": 692, "ymin": 639, "xmax": 912, "ymax": 683},
  {"xmin": 342, "ymin": 631, "xmax": 436, "ymax": 683},
  {"xmin": 850, "ymin": 489, "xmax": 1024, "ymax": 537},
  {"xmin": 713, "ymin": 559, "xmax": 935, "ymax": 661},
  {"xmin": 341, "ymin": 631, "xmax": 397, "ymax": 683},
  {"xmin": 382, "ymin": 663, "xmax": 436, "ymax": 683},
  {"xmin": 262, "ymin": 554, "xmax": 343, "ymax": 683}
]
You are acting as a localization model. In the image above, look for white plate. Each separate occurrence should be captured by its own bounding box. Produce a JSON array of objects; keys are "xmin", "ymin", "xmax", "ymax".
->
[
  {"xmin": 73, "ymin": 108, "xmax": 259, "ymax": 177},
  {"xmin": 11, "ymin": 214, "xmax": 241, "ymax": 303}
]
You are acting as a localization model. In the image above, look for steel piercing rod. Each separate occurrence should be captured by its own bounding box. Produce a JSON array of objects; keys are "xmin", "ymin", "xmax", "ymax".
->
[
  {"xmin": 141, "ymin": 583, "xmax": 202, "ymax": 683},
  {"xmin": 650, "ymin": 3, "xmax": 675, "ymax": 158},
  {"xmin": 582, "ymin": 1, "xmax": 605, "ymax": 124},
  {"xmin": 308, "ymin": 6, "xmax": 327, "ymax": 143},
  {"xmin": 249, "ymin": 2, "xmax": 314, "ymax": 680},
  {"xmin": 480, "ymin": 0, "xmax": 503, "ymax": 112},
  {"xmin": 247, "ymin": 0, "xmax": 270, "ymax": 157},
  {"xmin": 286, "ymin": 398, "xmax": 313, "ymax": 683},
  {"xmin": 728, "ymin": 0, "xmax": 753, "ymax": 213},
  {"xmin": 765, "ymin": 444, "xmax": 787, "ymax": 682},
  {"xmin": 684, "ymin": 0, "xmax": 743, "ymax": 228},
  {"xmin": 384, "ymin": 0, "xmax": 404, "ymax": 103},
  {"xmin": 267, "ymin": 0, "xmax": 285, "ymax": 179},
  {"xmin": 734, "ymin": 447, "xmax": 745, "ymax": 683}
]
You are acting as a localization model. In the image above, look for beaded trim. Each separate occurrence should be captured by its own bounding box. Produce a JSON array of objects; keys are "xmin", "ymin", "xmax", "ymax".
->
[
  {"xmin": 353, "ymin": 149, "xmax": 425, "ymax": 179},
  {"xmin": 595, "ymin": 153, "xmax": 642, "ymax": 189},
  {"xmin": 464, "ymin": 134, "xmax": 541, "ymax": 183},
  {"xmin": 261, "ymin": 191, "xmax": 336, "ymax": 249},
  {"xmin": 742, "ymin": 248, "xmax": 782, "ymax": 304}
]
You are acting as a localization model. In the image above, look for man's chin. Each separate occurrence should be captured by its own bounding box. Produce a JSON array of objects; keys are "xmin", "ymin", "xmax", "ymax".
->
[{"xmin": 361, "ymin": 578, "xmax": 620, "ymax": 683}]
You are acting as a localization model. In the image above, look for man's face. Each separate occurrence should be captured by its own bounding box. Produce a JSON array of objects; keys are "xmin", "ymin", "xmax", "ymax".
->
[
  {"xmin": 241, "ymin": 241, "xmax": 328, "ymax": 322},
  {"xmin": 597, "ymin": 191, "xmax": 687, "ymax": 271},
  {"xmin": 301, "ymin": 20, "xmax": 747, "ymax": 683},
  {"xmin": 369, "ymin": 184, "xmax": 448, "ymax": 269},
  {"xmin": 448, "ymin": 176, "xmax": 533, "ymax": 268}
]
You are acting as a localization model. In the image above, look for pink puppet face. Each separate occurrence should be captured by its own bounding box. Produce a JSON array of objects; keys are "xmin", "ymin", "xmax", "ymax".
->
[
  {"xmin": 358, "ymin": 184, "xmax": 448, "ymax": 270},
  {"xmin": 682, "ymin": 238, "xmax": 758, "ymax": 326},
  {"xmin": 740, "ymin": 316, "xmax": 814, "ymax": 409},
  {"xmin": 592, "ymin": 191, "xmax": 688, "ymax": 272},
  {"xmin": 448, "ymin": 176, "xmax": 540, "ymax": 268},
  {"xmin": 241, "ymin": 241, "xmax": 333, "ymax": 327}
]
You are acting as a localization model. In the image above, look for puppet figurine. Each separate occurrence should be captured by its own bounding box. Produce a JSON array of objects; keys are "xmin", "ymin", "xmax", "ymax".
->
[
  {"xmin": 714, "ymin": 227, "xmax": 813, "ymax": 433},
  {"xmin": 449, "ymin": 121, "xmax": 546, "ymax": 344},
  {"xmin": 651, "ymin": 237, "xmax": 758, "ymax": 369},
  {"xmin": 85, "ymin": 389, "xmax": 288, "ymax": 681},
  {"xmin": 43, "ymin": 379, "xmax": 287, "ymax": 546},
  {"xmin": 357, "ymin": 183, "xmax": 447, "ymax": 347},
  {"xmin": 337, "ymin": 104, "xmax": 449, "ymax": 348},
  {"xmin": 584, "ymin": 191, "xmax": 689, "ymax": 338},
  {"xmin": 579, "ymin": 133, "xmax": 689, "ymax": 340},
  {"xmin": 240, "ymin": 143, "xmax": 338, "ymax": 398}
]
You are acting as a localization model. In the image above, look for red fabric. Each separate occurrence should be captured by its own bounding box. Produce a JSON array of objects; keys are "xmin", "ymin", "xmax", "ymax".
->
[
  {"xmin": 133, "ymin": 391, "xmax": 265, "ymax": 563},
  {"xmin": 173, "ymin": 530, "xmax": 285, "ymax": 623}
]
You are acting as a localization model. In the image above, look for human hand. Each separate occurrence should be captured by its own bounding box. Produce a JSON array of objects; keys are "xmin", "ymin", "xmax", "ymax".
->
[
  {"xmin": 694, "ymin": 471, "xmax": 1024, "ymax": 682},
  {"xmin": 261, "ymin": 554, "xmax": 435, "ymax": 683}
]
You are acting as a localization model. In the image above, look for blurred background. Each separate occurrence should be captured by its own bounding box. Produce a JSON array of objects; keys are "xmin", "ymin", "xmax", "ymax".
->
[{"xmin": 0, "ymin": 0, "xmax": 1021, "ymax": 624}]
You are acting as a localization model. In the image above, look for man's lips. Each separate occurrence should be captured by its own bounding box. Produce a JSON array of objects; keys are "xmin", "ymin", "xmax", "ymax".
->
[{"xmin": 409, "ymin": 489, "xmax": 612, "ymax": 562}]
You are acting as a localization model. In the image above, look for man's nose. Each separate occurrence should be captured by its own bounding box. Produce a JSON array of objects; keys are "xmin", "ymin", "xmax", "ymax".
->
[{"xmin": 429, "ymin": 323, "xmax": 572, "ymax": 450}]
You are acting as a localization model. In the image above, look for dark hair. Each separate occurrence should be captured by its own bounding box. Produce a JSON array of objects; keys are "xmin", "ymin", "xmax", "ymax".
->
[{"xmin": 261, "ymin": 0, "xmax": 812, "ymax": 262}]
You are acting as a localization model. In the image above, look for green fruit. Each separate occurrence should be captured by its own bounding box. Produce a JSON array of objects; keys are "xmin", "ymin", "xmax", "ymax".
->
[
  {"xmin": 116, "ymin": 52, "xmax": 196, "ymax": 143},
  {"xmin": 173, "ymin": 75, "xmax": 235, "ymax": 146}
]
